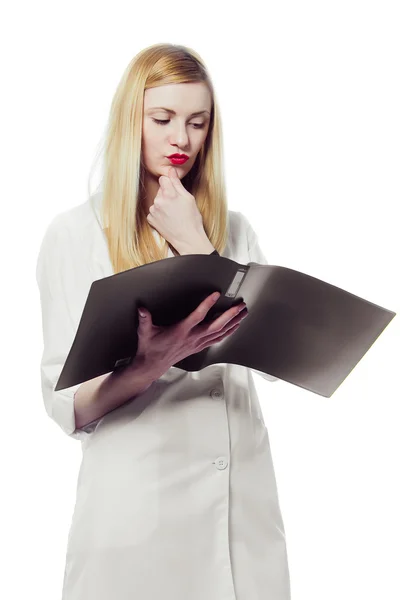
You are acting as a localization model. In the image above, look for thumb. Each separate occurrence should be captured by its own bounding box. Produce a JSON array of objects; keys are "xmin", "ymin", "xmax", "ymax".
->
[{"xmin": 138, "ymin": 307, "xmax": 152, "ymax": 326}]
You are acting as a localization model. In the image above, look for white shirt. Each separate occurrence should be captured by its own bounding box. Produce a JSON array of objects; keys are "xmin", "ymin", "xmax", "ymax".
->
[{"xmin": 36, "ymin": 192, "xmax": 291, "ymax": 600}]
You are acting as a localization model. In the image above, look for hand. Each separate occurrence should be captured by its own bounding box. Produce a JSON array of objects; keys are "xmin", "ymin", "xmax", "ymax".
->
[
  {"xmin": 135, "ymin": 293, "xmax": 249, "ymax": 379},
  {"xmin": 146, "ymin": 166, "xmax": 204, "ymax": 248}
]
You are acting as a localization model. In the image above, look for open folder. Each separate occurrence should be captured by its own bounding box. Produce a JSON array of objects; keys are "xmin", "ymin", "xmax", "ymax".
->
[{"xmin": 55, "ymin": 255, "xmax": 396, "ymax": 397}]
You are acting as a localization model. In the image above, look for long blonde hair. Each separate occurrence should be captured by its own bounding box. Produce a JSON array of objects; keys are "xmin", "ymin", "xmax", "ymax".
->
[{"xmin": 88, "ymin": 43, "xmax": 228, "ymax": 274}]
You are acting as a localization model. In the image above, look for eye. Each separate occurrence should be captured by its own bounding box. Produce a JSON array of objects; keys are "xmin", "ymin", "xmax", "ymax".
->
[{"xmin": 152, "ymin": 118, "xmax": 205, "ymax": 129}]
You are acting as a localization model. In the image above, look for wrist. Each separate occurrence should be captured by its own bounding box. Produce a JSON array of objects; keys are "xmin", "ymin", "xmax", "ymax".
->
[
  {"xmin": 173, "ymin": 231, "xmax": 215, "ymax": 255},
  {"xmin": 124, "ymin": 355, "xmax": 159, "ymax": 389},
  {"xmin": 127, "ymin": 354, "xmax": 170, "ymax": 387}
]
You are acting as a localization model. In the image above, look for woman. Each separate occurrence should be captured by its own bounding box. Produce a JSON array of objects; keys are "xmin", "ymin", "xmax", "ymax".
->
[{"xmin": 36, "ymin": 43, "xmax": 291, "ymax": 600}]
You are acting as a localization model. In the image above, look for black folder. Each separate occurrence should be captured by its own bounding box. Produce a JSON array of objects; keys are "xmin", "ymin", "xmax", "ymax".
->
[{"xmin": 55, "ymin": 255, "xmax": 396, "ymax": 397}]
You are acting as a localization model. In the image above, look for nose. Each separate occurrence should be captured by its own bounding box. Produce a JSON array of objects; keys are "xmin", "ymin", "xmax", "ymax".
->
[{"xmin": 169, "ymin": 122, "xmax": 190, "ymax": 150}]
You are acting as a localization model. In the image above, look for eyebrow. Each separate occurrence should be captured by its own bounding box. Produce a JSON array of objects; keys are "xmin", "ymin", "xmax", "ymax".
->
[{"xmin": 147, "ymin": 107, "xmax": 210, "ymax": 117}]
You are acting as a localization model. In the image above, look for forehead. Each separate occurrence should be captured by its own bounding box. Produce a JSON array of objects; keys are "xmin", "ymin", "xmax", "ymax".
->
[{"xmin": 144, "ymin": 82, "xmax": 212, "ymax": 112}]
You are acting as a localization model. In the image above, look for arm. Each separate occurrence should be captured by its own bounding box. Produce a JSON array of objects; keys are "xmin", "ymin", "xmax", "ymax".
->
[
  {"xmin": 73, "ymin": 359, "xmax": 159, "ymax": 431},
  {"xmin": 174, "ymin": 218, "xmax": 276, "ymax": 381},
  {"xmin": 35, "ymin": 217, "xmax": 159, "ymax": 440},
  {"xmin": 173, "ymin": 232, "xmax": 216, "ymax": 255},
  {"xmin": 75, "ymin": 249, "xmax": 220, "ymax": 426}
]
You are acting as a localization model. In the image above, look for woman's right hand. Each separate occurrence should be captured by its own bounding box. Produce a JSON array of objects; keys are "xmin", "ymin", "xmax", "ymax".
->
[{"xmin": 134, "ymin": 292, "xmax": 248, "ymax": 378}]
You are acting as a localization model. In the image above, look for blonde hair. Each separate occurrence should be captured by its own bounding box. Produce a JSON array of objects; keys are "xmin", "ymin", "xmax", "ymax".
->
[{"xmin": 88, "ymin": 43, "xmax": 229, "ymax": 274}]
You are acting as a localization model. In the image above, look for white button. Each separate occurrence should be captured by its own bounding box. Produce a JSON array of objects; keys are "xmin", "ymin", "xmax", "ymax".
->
[
  {"xmin": 214, "ymin": 456, "xmax": 228, "ymax": 470},
  {"xmin": 210, "ymin": 388, "xmax": 223, "ymax": 399}
]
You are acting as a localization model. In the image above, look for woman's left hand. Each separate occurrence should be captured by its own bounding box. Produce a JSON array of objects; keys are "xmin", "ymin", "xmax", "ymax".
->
[{"xmin": 146, "ymin": 166, "xmax": 205, "ymax": 247}]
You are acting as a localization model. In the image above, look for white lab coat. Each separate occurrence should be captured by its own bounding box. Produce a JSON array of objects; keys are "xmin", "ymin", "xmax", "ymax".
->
[{"xmin": 36, "ymin": 192, "xmax": 291, "ymax": 600}]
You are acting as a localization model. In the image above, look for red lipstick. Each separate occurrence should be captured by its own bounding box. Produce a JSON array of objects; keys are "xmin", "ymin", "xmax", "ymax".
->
[{"xmin": 167, "ymin": 153, "xmax": 189, "ymax": 165}]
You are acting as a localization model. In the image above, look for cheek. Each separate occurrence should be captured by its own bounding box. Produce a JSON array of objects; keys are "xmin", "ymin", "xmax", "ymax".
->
[
  {"xmin": 199, "ymin": 128, "xmax": 209, "ymax": 145},
  {"xmin": 142, "ymin": 133, "xmax": 161, "ymax": 155},
  {"xmin": 142, "ymin": 122, "xmax": 161, "ymax": 144}
]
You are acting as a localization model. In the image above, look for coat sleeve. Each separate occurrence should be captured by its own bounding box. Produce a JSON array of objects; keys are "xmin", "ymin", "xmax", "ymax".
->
[
  {"xmin": 238, "ymin": 212, "xmax": 279, "ymax": 383},
  {"xmin": 35, "ymin": 215, "xmax": 102, "ymax": 441}
]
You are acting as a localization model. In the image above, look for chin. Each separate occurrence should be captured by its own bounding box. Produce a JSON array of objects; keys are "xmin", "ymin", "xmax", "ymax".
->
[{"xmin": 166, "ymin": 164, "xmax": 184, "ymax": 176}]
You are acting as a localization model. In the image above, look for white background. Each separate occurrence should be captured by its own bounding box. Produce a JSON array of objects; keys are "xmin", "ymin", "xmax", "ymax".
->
[{"xmin": 1, "ymin": 1, "xmax": 399, "ymax": 599}]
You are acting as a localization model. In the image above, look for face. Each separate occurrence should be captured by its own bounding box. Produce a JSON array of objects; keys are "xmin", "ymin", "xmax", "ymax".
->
[{"xmin": 141, "ymin": 82, "xmax": 212, "ymax": 203}]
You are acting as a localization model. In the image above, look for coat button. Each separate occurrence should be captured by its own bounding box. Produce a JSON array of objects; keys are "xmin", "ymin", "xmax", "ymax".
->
[
  {"xmin": 214, "ymin": 456, "xmax": 228, "ymax": 470},
  {"xmin": 210, "ymin": 388, "xmax": 223, "ymax": 399}
]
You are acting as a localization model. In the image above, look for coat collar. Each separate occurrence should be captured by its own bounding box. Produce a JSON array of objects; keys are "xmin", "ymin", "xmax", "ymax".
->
[{"xmin": 89, "ymin": 191, "xmax": 105, "ymax": 230}]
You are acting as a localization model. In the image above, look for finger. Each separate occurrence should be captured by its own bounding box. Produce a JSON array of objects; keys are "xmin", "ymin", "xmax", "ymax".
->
[
  {"xmin": 201, "ymin": 304, "xmax": 247, "ymax": 339},
  {"xmin": 182, "ymin": 292, "xmax": 221, "ymax": 333},
  {"xmin": 219, "ymin": 307, "xmax": 248, "ymax": 332},
  {"xmin": 208, "ymin": 302, "xmax": 247, "ymax": 331},
  {"xmin": 159, "ymin": 175, "xmax": 175, "ymax": 196},
  {"xmin": 159, "ymin": 175, "xmax": 170, "ymax": 188},
  {"xmin": 159, "ymin": 174, "xmax": 175, "ymax": 188},
  {"xmin": 197, "ymin": 322, "xmax": 242, "ymax": 352},
  {"xmin": 168, "ymin": 166, "xmax": 185, "ymax": 191},
  {"xmin": 169, "ymin": 166, "xmax": 180, "ymax": 179},
  {"xmin": 215, "ymin": 319, "xmax": 242, "ymax": 340},
  {"xmin": 137, "ymin": 307, "xmax": 153, "ymax": 333}
]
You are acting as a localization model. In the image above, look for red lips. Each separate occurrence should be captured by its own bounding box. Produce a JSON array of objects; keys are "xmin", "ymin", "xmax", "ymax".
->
[
  {"xmin": 167, "ymin": 153, "xmax": 189, "ymax": 159},
  {"xmin": 168, "ymin": 154, "xmax": 189, "ymax": 165}
]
